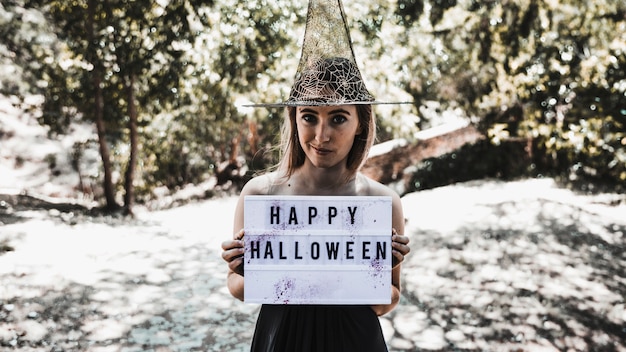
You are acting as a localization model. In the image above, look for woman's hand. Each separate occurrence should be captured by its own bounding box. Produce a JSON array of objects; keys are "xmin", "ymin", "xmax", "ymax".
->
[
  {"xmin": 221, "ymin": 229, "xmax": 245, "ymax": 276},
  {"xmin": 391, "ymin": 228, "xmax": 410, "ymax": 268}
]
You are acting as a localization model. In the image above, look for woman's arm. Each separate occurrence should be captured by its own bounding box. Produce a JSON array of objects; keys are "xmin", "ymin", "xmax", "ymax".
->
[
  {"xmin": 222, "ymin": 231, "xmax": 245, "ymax": 300},
  {"xmin": 371, "ymin": 191, "xmax": 409, "ymax": 316},
  {"xmin": 222, "ymin": 195, "xmax": 246, "ymax": 301},
  {"xmin": 221, "ymin": 175, "xmax": 270, "ymax": 301}
]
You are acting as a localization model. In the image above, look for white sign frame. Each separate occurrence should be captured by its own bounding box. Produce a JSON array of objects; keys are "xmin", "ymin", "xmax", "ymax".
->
[{"xmin": 243, "ymin": 195, "xmax": 392, "ymax": 305}]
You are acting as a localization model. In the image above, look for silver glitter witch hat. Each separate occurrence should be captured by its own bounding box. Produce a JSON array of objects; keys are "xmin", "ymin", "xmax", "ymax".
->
[{"xmin": 247, "ymin": 0, "xmax": 409, "ymax": 107}]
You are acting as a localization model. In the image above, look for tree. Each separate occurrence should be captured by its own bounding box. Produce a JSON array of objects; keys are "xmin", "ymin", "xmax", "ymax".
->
[
  {"xmin": 144, "ymin": 0, "xmax": 304, "ymax": 186},
  {"xmin": 23, "ymin": 0, "xmax": 213, "ymax": 213},
  {"xmin": 7, "ymin": 0, "xmax": 623, "ymax": 205},
  {"xmin": 392, "ymin": 0, "xmax": 626, "ymax": 188}
]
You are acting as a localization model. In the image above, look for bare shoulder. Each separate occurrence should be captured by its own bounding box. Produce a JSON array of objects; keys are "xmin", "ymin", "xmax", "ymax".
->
[
  {"xmin": 358, "ymin": 173, "xmax": 405, "ymax": 232},
  {"xmin": 240, "ymin": 171, "xmax": 281, "ymax": 196},
  {"xmin": 357, "ymin": 173, "xmax": 400, "ymax": 200}
]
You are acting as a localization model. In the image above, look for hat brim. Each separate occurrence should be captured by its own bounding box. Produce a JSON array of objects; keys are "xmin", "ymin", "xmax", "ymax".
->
[{"xmin": 242, "ymin": 100, "xmax": 413, "ymax": 108}]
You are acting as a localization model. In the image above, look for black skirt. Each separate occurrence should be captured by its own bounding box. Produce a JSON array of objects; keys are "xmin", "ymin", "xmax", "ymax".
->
[{"xmin": 250, "ymin": 304, "xmax": 388, "ymax": 352}]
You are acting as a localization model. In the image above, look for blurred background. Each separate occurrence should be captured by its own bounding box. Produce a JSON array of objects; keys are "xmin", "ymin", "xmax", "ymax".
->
[{"xmin": 1, "ymin": 0, "xmax": 624, "ymax": 213}]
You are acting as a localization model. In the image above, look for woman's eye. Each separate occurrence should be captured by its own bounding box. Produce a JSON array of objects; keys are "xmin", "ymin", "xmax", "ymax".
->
[
  {"xmin": 302, "ymin": 114, "xmax": 317, "ymax": 123},
  {"xmin": 332, "ymin": 115, "xmax": 348, "ymax": 124}
]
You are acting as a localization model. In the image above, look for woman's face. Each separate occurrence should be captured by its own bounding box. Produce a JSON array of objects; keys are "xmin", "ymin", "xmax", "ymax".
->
[{"xmin": 295, "ymin": 105, "xmax": 361, "ymax": 170}]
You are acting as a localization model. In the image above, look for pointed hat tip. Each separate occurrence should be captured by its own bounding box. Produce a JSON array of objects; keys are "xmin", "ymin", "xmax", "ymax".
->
[{"xmin": 248, "ymin": 0, "xmax": 412, "ymax": 108}]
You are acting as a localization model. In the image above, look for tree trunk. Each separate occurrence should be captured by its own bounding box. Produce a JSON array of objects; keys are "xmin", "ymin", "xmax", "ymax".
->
[
  {"xmin": 123, "ymin": 73, "xmax": 138, "ymax": 215},
  {"xmin": 94, "ymin": 83, "xmax": 117, "ymax": 210},
  {"xmin": 88, "ymin": 0, "xmax": 118, "ymax": 211},
  {"xmin": 247, "ymin": 119, "xmax": 258, "ymax": 157}
]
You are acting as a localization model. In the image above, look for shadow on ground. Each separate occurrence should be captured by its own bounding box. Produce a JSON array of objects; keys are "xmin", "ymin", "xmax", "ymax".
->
[
  {"xmin": 0, "ymin": 196, "xmax": 259, "ymax": 352},
  {"xmin": 396, "ymin": 197, "xmax": 626, "ymax": 351},
  {"xmin": 1, "ymin": 180, "xmax": 625, "ymax": 351},
  {"xmin": 1, "ymin": 240, "xmax": 257, "ymax": 351}
]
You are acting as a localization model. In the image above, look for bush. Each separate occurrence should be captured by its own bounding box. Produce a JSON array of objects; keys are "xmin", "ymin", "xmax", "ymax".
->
[{"xmin": 408, "ymin": 138, "xmax": 535, "ymax": 193}]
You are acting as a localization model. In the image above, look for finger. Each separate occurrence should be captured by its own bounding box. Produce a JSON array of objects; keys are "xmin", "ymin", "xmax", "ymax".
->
[
  {"xmin": 228, "ymin": 256, "xmax": 243, "ymax": 270},
  {"xmin": 392, "ymin": 237, "xmax": 410, "ymax": 260},
  {"xmin": 392, "ymin": 247, "xmax": 405, "ymax": 257},
  {"xmin": 234, "ymin": 229, "xmax": 245, "ymax": 240},
  {"xmin": 392, "ymin": 234, "xmax": 409, "ymax": 245},
  {"xmin": 394, "ymin": 243, "xmax": 409, "ymax": 258},
  {"xmin": 221, "ymin": 247, "xmax": 233, "ymax": 262},
  {"xmin": 222, "ymin": 246, "xmax": 245, "ymax": 262},
  {"xmin": 392, "ymin": 237, "xmax": 409, "ymax": 248},
  {"xmin": 221, "ymin": 240, "xmax": 232, "ymax": 251},
  {"xmin": 392, "ymin": 250, "xmax": 404, "ymax": 268},
  {"xmin": 229, "ymin": 257, "xmax": 245, "ymax": 276},
  {"xmin": 221, "ymin": 239, "xmax": 244, "ymax": 251}
]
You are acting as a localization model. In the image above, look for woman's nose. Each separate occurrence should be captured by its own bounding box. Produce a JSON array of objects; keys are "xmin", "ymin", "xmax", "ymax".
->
[{"xmin": 315, "ymin": 123, "xmax": 331, "ymax": 142}]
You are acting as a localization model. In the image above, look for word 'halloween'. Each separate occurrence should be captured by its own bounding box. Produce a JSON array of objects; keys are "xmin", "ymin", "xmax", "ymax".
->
[
  {"xmin": 249, "ymin": 239, "xmax": 388, "ymax": 261},
  {"xmin": 270, "ymin": 205, "xmax": 358, "ymax": 225}
]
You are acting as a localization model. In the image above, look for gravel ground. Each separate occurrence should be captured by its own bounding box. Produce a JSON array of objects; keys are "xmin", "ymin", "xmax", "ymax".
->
[{"xmin": 0, "ymin": 178, "xmax": 625, "ymax": 351}]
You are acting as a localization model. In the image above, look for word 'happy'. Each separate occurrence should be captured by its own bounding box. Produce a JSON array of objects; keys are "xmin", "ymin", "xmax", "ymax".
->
[{"xmin": 269, "ymin": 205, "xmax": 358, "ymax": 225}]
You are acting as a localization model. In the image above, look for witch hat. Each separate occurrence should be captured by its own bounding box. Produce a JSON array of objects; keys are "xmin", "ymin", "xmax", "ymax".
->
[{"xmin": 247, "ymin": 0, "xmax": 409, "ymax": 107}]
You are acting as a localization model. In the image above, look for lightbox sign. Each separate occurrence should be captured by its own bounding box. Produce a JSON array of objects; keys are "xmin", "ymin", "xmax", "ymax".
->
[{"xmin": 243, "ymin": 195, "xmax": 392, "ymax": 304}]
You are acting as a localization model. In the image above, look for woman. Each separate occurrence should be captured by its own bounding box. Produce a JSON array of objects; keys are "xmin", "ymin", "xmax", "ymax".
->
[{"xmin": 221, "ymin": 57, "xmax": 411, "ymax": 351}]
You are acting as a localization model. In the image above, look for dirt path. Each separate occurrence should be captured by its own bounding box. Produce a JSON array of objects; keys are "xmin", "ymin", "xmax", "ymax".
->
[{"xmin": 1, "ymin": 178, "xmax": 625, "ymax": 351}]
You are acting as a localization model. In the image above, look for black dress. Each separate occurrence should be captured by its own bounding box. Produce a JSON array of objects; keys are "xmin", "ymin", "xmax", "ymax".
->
[{"xmin": 250, "ymin": 304, "xmax": 388, "ymax": 352}]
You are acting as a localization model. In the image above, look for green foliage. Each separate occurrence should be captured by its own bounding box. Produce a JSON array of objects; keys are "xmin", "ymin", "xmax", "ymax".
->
[
  {"xmin": 0, "ymin": 2, "xmax": 70, "ymax": 132},
  {"xmin": 394, "ymin": 0, "xmax": 626, "ymax": 189},
  {"xmin": 3, "ymin": 0, "xmax": 624, "ymax": 203},
  {"xmin": 503, "ymin": 1, "xmax": 626, "ymax": 188},
  {"xmin": 407, "ymin": 138, "xmax": 535, "ymax": 194},
  {"xmin": 194, "ymin": 0, "xmax": 300, "ymax": 160},
  {"xmin": 395, "ymin": 0, "xmax": 424, "ymax": 26}
]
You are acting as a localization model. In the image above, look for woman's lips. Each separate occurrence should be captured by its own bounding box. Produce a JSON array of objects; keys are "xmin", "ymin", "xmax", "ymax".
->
[{"xmin": 311, "ymin": 145, "xmax": 332, "ymax": 155}]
